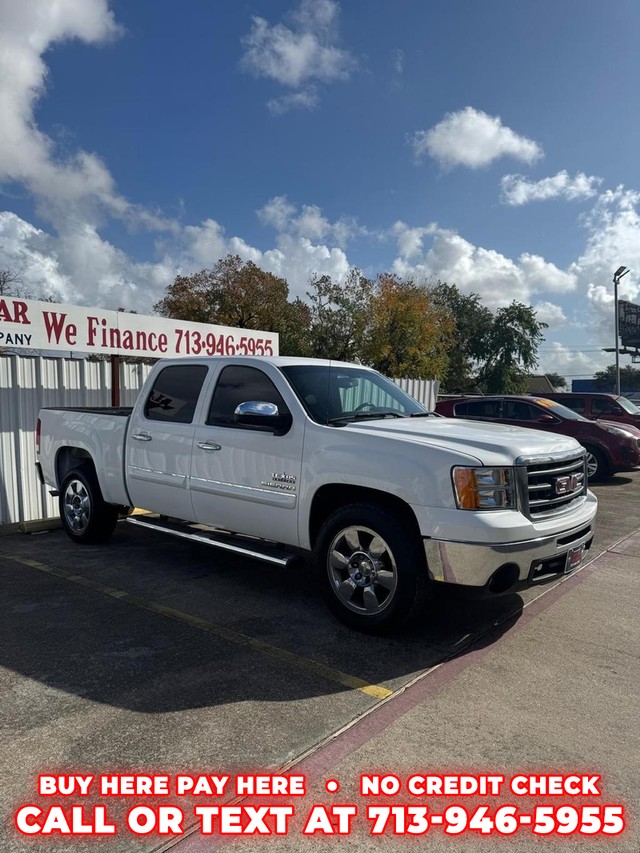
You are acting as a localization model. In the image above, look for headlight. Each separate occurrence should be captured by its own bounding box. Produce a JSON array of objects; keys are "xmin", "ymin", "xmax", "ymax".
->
[
  {"xmin": 601, "ymin": 424, "xmax": 633, "ymax": 438},
  {"xmin": 452, "ymin": 467, "xmax": 517, "ymax": 510}
]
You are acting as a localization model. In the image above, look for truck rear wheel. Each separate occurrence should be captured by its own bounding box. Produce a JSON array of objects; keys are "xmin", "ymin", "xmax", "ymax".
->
[
  {"xmin": 315, "ymin": 503, "xmax": 429, "ymax": 632},
  {"xmin": 60, "ymin": 467, "xmax": 118, "ymax": 544}
]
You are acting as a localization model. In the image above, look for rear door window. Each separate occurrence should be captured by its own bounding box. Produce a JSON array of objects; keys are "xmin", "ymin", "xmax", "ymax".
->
[
  {"xmin": 503, "ymin": 400, "xmax": 540, "ymax": 421},
  {"xmin": 144, "ymin": 365, "xmax": 208, "ymax": 423},
  {"xmin": 454, "ymin": 400, "xmax": 501, "ymax": 418}
]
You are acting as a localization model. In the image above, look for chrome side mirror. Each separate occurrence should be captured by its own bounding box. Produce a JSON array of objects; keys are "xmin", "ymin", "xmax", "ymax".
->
[
  {"xmin": 234, "ymin": 401, "xmax": 291, "ymax": 434},
  {"xmin": 234, "ymin": 401, "xmax": 279, "ymax": 418}
]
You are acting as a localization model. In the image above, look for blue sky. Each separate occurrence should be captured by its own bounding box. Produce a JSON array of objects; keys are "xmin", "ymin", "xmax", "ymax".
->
[{"xmin": 2, "ymin": 0, "xmax": 640, "ymax": 380}]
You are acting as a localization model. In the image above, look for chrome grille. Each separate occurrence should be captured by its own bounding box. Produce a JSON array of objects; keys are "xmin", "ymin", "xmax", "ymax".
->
[{"xmin": 524, "ymin": 453, "xmax": 587, "ymax": 517}]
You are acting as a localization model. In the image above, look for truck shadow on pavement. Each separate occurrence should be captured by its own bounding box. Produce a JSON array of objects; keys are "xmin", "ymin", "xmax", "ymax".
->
[{"xmin": 0, "ymin": 524, "xmax": 525, "ymax": 715}]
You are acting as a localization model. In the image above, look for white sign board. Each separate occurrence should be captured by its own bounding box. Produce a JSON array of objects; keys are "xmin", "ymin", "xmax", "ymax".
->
[{"xmin": 0, "ymin": 297, "xmax": 279, "ymax": 358}]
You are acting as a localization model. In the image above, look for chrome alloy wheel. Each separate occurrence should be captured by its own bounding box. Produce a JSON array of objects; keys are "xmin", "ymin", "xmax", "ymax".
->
[
  {"xmin": 327, "ymin": 526, "xmax": 398, "ymax": 615},
  {"xmin": 585, "ymin": 452, "xmax": 598, "ymax": 479},
  {"xmin": 63, "ymin": 478, "xmax": 91, "ymax": 534}
]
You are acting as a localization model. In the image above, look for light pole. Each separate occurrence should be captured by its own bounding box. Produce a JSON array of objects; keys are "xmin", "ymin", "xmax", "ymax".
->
[{"xmin": 613, "ymin": 265, "xmax": 630, "ymax": 395}]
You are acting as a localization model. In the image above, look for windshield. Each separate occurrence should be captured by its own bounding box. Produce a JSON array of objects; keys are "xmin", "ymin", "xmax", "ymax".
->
[
  {"xmin": 281, "ymin": 365, "xmax": 427, "ymax": 425},
  {"xmin": 532, "ymin": 398, "xmax": 589, "ymax": 421},
  {"xmin": 617, "ymin": 396, "xmax": 640, "ymax": 414}
]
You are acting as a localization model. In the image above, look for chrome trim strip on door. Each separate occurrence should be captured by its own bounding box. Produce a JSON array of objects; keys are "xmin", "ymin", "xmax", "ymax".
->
[
  {"xmin": 128, "ymin": 467, "xmax": 188, "ymax": 488},
  {"xmin": 190, "ymin": 476, "xmax": 297, "ymax": 508}
]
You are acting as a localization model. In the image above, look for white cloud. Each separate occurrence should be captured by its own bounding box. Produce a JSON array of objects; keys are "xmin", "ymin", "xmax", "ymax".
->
[
  {"xmin": 0, "ymin": 202, "xmax": 357, "ymax": 309},
  {"xmin": 391, "ymin": 221, "xmax": 436, "ymax": 260},
  {"xmin": 536, "ymin": 342, "xmax": 609, "ymax": 381},
  {"xmin": 518, "ymin": 254, "xmax": 576, "ymax": 293},
  {"xmin": 0, "ymin": 210, "xmax": 175, "ymax": 310},
  {"xmin": 240, "ymin": 0, "xmax": 355, "ymax": 112},
  {"xmin": 569, "ymin": 188, "xmax": 640, "ymax": 345},
  {"xmin": 391, "ymin": 224, "xmax": 574, "ymax": 309},
  {"xmin": 261, "ymin": 235, "xmax": 351, "ymax": 298},
  {"xmin": 411, "ymin": 107, "xmax": 543, "ymax": 169},
  {"xmin": 0, "ymin": 211, "xmax": 69, "ymax": 298},
  {"xmin": 181, "ymin": 219, "xmax": 228, "ymax": 268},
  {"xmin": 532, "ymin": 301, "xmax": 567, "ymax": 329},
  {"xmin": 0, "ymin": 0, "xmax": 130, "ymax": 225},
  {"xmin": 258, "ymin": 196, "xmax": 297, "ymax": 231},
  {"xmin": 258, "ymin": 195, "xmax": 361, "ymax": 246},
  {"xmin": 501, "ymin": 171, "xmax": 603, "ymax": 205},
  {"xmin": 267, "ymin": 88, "xmax": 319, "ymax": 115}
]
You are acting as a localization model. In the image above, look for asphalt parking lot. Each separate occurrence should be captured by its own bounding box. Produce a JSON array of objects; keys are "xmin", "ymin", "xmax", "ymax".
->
[{"xmin": 1, "ymin": 473, "xmax": 639, "ymax": 852}]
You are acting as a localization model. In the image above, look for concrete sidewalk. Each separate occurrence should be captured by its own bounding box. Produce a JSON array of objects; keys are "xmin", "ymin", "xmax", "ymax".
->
[{"xmin": 170, "ymin": 530, "xmax": 640, "ymax": 852}]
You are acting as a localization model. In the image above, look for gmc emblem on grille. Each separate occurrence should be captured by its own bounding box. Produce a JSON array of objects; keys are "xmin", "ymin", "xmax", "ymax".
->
[{"xmin": 555, "ymin": 473, "xmax": 580, "ymax": 495}]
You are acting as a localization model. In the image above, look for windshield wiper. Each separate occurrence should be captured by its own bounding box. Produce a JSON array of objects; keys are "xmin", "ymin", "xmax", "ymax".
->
[
  {"xmin": 328, "ymin": 411, "xmax": 406, "ymax": 424},
  {"xmin": 409, "ymin": 411, "xmax": 437, "ymax": 418}
]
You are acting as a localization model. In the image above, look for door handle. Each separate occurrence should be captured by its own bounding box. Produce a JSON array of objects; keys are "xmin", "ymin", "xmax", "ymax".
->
[
  {"xmin": 132, "ymin": 432, "xmax": 152, "ymax": 441},
  {"xmin": 197, "ymin": 441, "xmax": 222, "ymax": 451}
]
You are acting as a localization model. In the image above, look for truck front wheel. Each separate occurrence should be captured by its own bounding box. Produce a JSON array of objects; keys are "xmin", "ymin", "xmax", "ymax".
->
[
  {"xmin": 316, "ymin": 503, "xmax": 429, "ymax": 632},
  {"xmin": 60, "ymin": 467, "xmax": 118, "ymax": 544}
]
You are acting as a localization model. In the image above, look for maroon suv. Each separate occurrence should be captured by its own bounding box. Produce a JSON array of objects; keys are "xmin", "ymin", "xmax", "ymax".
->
[
  {"xmin": 539, "ymin": 392, "xmax": 640, "ymax": 428},
  {"xmin": 435, "ymin": 395, "xmax": 640, "ymax": 481}
]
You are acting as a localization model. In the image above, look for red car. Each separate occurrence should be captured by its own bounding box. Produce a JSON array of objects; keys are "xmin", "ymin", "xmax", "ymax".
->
[{"xmin": 435, "ymin": 395, "xmax": 640, "ymax": 481}]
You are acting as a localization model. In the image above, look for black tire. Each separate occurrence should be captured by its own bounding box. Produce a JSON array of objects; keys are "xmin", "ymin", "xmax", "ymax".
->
[
  {"xmin": 315, "ymin": 502, "xmax": 429, "ymax": 632},
  {"xmin": 59, "ymin": 466, "xmax": 119, "ymax": 544},
  {"xmin": 583, "ymin": 445, "xmax": 611, "ymax": 482}
]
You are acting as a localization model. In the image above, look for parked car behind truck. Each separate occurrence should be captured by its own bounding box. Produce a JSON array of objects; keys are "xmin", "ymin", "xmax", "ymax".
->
[
  {"xmin": 37, "ymin": 358, "xmax": 597, "ymax": 632},
  {"xmin": 540, "ymin": 392, "xmax": 640, "ymax": 428},
  {"xmin": 435, "ymin": 395, "xmax": 640, "ymax": 481}
]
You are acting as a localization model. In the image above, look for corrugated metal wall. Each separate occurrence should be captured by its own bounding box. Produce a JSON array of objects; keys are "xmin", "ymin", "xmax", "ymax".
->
[
  {"xmin": 0, "ymin": 355, "xmax": 438, "ymax": 525},
  {"xmin": 0, "ymin": 356, "xmax": 152, "ymax": 525},
  {"xmin": 393, "ymin": 377, "xmax": 440, "ymax": 411},
  {"xmin": 340, "ymin": 376, "xmax": 439, "ymax": 412}
]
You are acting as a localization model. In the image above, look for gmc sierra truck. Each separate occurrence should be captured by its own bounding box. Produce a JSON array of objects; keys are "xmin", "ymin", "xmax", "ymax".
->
[{"xmin": 36, "ymin": 357, "xmax": 597, "ymax": 631}]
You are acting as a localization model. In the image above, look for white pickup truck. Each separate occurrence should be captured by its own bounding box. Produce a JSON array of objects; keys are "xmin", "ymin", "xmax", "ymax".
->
[{"xmin": 36, "ymin": 357, "xmax": 597, "ymax": 631}]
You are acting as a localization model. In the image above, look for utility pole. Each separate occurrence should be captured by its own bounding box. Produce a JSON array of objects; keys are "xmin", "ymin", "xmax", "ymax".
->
[{"xmin": 613, "ymin": 266, "xmax": 630, "ymax": 396}]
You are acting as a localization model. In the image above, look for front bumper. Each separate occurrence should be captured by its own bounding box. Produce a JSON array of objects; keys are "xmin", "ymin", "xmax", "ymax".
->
[
  {"xmin": 424, "ymin": 515, "xmax": 596, "ymax": 593},
  {"xmin": 612, "ymin": 441, "xmax": 640, "ymax": 471}
]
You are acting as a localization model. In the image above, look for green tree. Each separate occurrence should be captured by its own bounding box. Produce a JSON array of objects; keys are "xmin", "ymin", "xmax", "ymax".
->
[
  {"xmin": 364, "ymin": 275, "xmax": 453, "ymax": 378},
  {"xmin": 545, "ymin": 372, "xmax": 568, "ymax": 390},
  {"xmin": 154, "ymin": 255, "xmax": 310, "ymax": 355},
  {"xmin": 476, "ymin": 302, "xmax": 547, "ymax": 394},
  {"xmin": 593, "ymin": 364, "xmax": 640, "ymax": 391},
  {"xmin": 306, "ymin": 269, "xmax": 374, "ymax": 361},
  {"xmin": 428, "ymin": 282, "xmax": 493, "ymax": 392}
]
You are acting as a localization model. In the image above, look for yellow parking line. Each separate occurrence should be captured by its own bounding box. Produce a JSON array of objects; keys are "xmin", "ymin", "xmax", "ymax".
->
[{"xmin": 1, "ymin": 553, "xmax": 392, "ymax": 700}]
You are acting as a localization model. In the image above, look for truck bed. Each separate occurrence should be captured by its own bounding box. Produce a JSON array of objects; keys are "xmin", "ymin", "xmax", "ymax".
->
[{"xmin": 38, "ymin": 407, "xmax": 133, "ymax": 507}]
